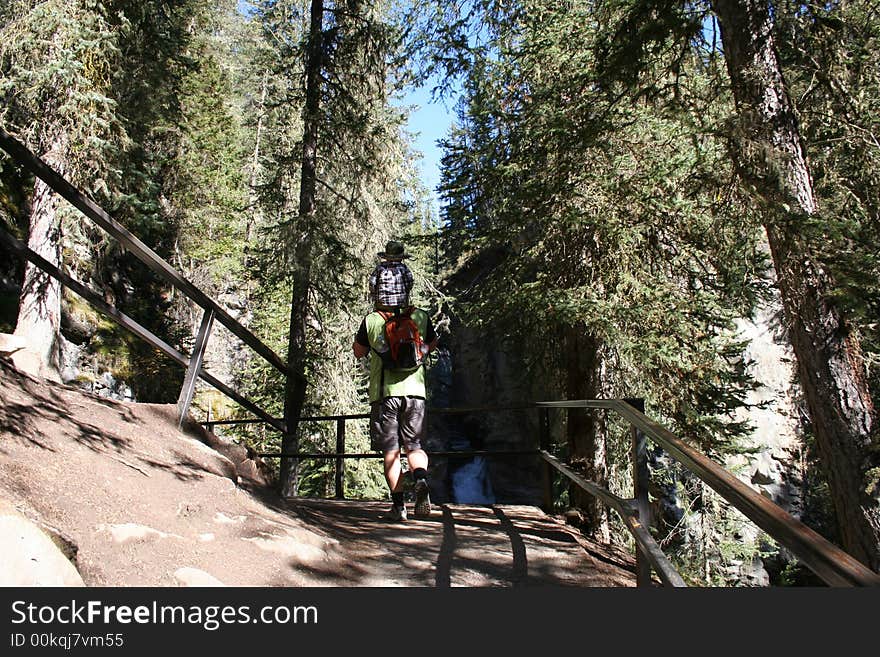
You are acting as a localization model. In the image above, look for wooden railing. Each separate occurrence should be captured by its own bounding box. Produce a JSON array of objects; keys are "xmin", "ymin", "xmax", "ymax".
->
[
  {"xmin": 537, "ymin": 400, "xmax": 880, "ymax": 587},
  {"xmin": 215, "ymin": 400, "xmax": 880, "ymax": 588},
  {"xmin": 0, "ymin": 128, "xmax": 286, "ymax": 432}
]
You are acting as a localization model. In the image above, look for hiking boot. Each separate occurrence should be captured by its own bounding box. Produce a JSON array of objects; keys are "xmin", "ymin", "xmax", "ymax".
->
[
  {"xmin": 413, "ymin": 479, "xmax": 432, "ymax": 517},
  {"xmin": 387, "ymin": 503, "xmax": 407, "ymax": 522}
]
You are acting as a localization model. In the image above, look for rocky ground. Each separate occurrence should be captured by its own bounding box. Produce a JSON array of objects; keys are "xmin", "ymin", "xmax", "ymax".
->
[{"xmin": 0, "ymin": 358, "xmax": 637, "ymax": 588}]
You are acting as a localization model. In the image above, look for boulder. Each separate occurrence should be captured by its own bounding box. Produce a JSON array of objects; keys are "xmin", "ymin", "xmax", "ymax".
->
[
  {"xmin": 0, "ymin": 499, "xmax": 85, "ymax": 587},
  {"xmin": 173, "ymin": 567, "xmax": 226, "ymax": 587}
]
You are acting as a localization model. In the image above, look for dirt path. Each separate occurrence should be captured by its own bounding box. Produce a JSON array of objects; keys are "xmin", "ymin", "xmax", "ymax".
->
[
  {"xmin": 271, "ymin": 498, "xmax": 637, "ymax": 587},
  {"xmin": 0, "ymin": 359, "xmax": 636, "ymax": 587}
]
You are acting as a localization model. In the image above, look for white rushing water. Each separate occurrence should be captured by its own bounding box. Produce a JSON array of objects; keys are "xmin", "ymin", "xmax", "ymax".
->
[{"xmin": 451, "ymin": 455, "xmax": 496, "ymax": 504}]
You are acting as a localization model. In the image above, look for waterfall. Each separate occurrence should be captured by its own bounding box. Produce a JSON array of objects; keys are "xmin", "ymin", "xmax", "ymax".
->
[
  {"xmin": 429, "ymin": 346, "xmax": 496, "ymax": 504},
  {"xmin": 450, "ymin": 455, "xmax": 496, "ymax": 504}
]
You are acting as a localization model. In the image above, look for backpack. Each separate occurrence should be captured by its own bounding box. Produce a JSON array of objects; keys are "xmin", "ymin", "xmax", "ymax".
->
[
  {"xmin": 371, "ymin": 261, "xmax": 413, "ymax": 309},
  {"xmin": 373, "ymin": 307, "xmax": 426, "ymax": 371}
]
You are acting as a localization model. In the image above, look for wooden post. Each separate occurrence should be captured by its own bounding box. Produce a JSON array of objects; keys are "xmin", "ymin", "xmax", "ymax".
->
[
  {"xmin": 539, "ymin": 406, "xmax": 553, "ymax": 512},
  {"xmin": 626, "ymin": 397, "xmax": 652, "ymax": 587},
  {"xmin": 335, "ymin": 418, "xmax": 345, "ymax": 499},
  {"xmin": 177, "ymin": 308, "xmax": 215, "ymax": 428}
]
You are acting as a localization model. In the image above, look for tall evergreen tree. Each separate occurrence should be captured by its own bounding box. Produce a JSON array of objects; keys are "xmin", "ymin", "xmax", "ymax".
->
[
  {"xmin": 241, "ymin": 0, "xmax": 433, "ymax": 496},
  {"xmin": 709, "ymin": 0, "xmax": 879, "ymax": 571},
  {"xmin": 280, "ymin": 0, "xmax": 324, "ymax": 497},
  {"xmin": 431, "ymin": 1, "xmax": 763, "ymax": 549}
]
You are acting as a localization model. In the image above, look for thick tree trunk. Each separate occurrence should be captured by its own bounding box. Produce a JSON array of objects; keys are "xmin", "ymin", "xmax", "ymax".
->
[
  {"xmin": 564, "ymin": 326, "xmax": 610, "ymax": 542},
  {"xmin": 13, "ymin": 140, "xmax": 66, "ymax": 382},
  {"xmin": 712, "ymin": 0, "xmax": 880, "ymax": 570},
  {"xmin": 280, "ymin": 0, "xmax": 324, "ymax": 497}
]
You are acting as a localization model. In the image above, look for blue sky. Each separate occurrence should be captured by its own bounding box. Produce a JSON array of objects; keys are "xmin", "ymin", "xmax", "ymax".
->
[{"xmin": 397, "ymin": 84, "xmax": 457, "ymax": 219}]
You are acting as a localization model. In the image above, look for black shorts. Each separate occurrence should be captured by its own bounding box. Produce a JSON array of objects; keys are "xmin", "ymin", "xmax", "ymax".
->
[{"xmin": 370, "ymin": 397, "xmax": 426, "ymax": 453}]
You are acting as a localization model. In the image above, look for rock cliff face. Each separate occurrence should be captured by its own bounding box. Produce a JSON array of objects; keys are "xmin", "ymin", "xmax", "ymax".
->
[
  {"xmin": 732, "ymin": 302, "xmax": 803, "ymax": 507},
  {"xmin": 425, "ymin": 312, "xmax": 544, "ymax": 507},
  {"xmin": 724, "ymin": 302, "xmax": 805, "ymax": 584},
  {"xmin": 646, "ymin": 299, "xmax": 810, "ymax": 585}
]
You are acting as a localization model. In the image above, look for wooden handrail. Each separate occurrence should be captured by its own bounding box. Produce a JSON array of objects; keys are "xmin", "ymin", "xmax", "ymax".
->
[
  {"xmin": 0, "ymin": 128, "xmax": 288, "ymax": 377},
  {"xmin": 537, "ymin": 399, "xmax": 880, "ymax": 587},
  {"xmin": 0, "ymin": 128, "xmax": 288, "ymax": 431},
  {"xmin": 255, "ymin": 450, "xmax": 539, "ymax": 458},
  {"xmin": 202, "ymin": 404, "xmax": 538, "ymax": 427},
  {"xmin": 0, "ymin": 229, "xmax": 285, "ymax": 433},
  {"xmin": 540, "ymin": 450, "xmax": 686, "ymax": 587}
]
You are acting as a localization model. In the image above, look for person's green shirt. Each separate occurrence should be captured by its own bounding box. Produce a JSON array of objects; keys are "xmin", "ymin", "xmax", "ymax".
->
[{"xmin": 354, "ymin": 309, "xmax": 437, "ymax": 403}]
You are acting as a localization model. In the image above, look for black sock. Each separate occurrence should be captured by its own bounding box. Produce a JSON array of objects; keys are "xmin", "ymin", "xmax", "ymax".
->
[
  {"xmin": 392, "ymin": 492, "xmax": 405, "ymax": 506},
  {"xmin": 412, "ymin": 468, "xmax": 428, "ymax": 482}
]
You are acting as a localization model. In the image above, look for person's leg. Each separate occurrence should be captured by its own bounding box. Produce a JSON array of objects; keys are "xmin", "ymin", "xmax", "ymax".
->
[
  {"xmin": 383, "ymin": 448, "xmax": 404, "ymax": 492},
  {"xmin": 405, "ymin": 449, "xmax": 428, "ymax": 472},
  {"xmin": 371, "ymin": 398, "xmax": 407, "ymax": 520},
  {"xmin": 384, "ymin": 448, "xmax": 407, "ymax": 520},
  {"xmin": 399, "ymin": 398, "xmax": 431, "ymax": 516}
]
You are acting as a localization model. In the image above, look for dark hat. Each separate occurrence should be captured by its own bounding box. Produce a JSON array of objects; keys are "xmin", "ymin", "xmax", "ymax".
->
[{"xmin": 378, "ymin": 240, "xmax": 410, "ymax": 260}]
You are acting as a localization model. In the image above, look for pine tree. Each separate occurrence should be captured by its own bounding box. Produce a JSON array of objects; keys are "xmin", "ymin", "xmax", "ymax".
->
[
  {"xmin": 429, "ymin": 2, "xmax": 763, "ymax": 548},
  {"xmin": 710, "ymin": 0, "xmax": 879, "ymax": 571},
  {"xmin": 240, "ymin": 0, "xmax": 434, "ymax": 496}
]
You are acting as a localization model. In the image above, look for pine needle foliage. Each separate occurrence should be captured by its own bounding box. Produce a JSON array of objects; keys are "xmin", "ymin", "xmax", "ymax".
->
[{"xmin": 435, "ymin": 1, "xmax": 767, "ymax": 452}]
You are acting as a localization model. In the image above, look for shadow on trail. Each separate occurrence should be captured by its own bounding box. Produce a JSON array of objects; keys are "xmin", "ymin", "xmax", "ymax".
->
[
  {"xmin": 1, "ymin": 361, "xmax": 134, "ymax": 452},
  {"xmin": 259, "ymin": 497, "xmax": 635, "ymax": 587},
  {"xmin": 0, "ymin": 361, "xmax": 235, "ymax": 485}
]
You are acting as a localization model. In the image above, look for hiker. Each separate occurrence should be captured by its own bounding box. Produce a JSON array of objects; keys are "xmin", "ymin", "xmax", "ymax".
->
[
  {"xmin": 353, "ymin": 265, "xmax": 438, "ymax": 521},
  {"xmin": 370, "ymin": 240, "xmax": 414, "ymax": 311}
]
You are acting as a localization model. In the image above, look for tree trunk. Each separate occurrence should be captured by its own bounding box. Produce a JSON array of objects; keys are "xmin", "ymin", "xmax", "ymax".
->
[
  {"xmin": 246, "ymin": 69, "xmax": 269, "ymax": 247},
  {"xmin": 280, "ymin": 0, "xmax": 324, "ymax": 497},
  {"xmin": 13, "ymin": 140, "xmax": 66, "ymax": 382},
  {"xmin": 245, "ymin": 70, "xmax": 269, "ymax": 306},
  {"xmin": 712, "ymin": 0, "xmax": 880, "ymax": 570},
  {"xmin": 564, "ymin": 326, "xmax": 610, "ymax": 542}
]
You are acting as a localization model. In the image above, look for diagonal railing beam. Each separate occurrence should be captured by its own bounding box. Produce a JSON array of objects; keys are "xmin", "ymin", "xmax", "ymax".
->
[
  {"xmin": 0, "ymin": 229, "xmax": 285, "ymax": 434},
  {"xmin": 540, "ymin": 450, "xmax": 687, "ymax": 587},
  {"xmin": 0, "ymin": 128, "xmax": 289, "ymax": 378},
  {"xmin": 177, "ymin": 308, "xmax": 215, "ymax": 428}
]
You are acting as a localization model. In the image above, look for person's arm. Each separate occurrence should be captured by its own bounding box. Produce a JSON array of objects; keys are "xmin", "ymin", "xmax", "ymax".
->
[{"xmin": 353, "ymin": 319, "xmax": 370, "ymax": 358}]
